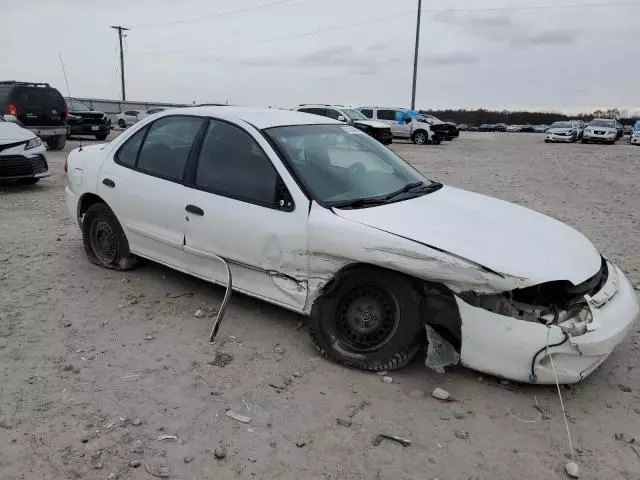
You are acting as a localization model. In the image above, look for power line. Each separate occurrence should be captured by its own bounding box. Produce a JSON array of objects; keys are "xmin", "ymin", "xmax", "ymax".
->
[
  {"xmin": 130, "ymin": 0, "xmax": 314, "ymax": 29},
  {"xmin": 131, "ymin": 1, "xmax": 640, "ymax": 57}
]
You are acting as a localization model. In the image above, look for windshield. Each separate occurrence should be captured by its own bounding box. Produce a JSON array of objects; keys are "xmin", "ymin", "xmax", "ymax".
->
[
  {"xmin": 588, "ymin": 119, "xmax": 615, "ymax": 128},
  {"xmin": 635, "ymin": 121, "xmax": 640, "ymax": 132},
  {"xmin": 550, "ymin": 122, "xmax": 571, "ymax": 129},
  {"xmin": 266, "ymin": 124, "xmax": 435, "ymax": 208},
  {"xmin": 342, "ymin": 109, "xmax": 367, "ymax": 121},
  {"xmin": 67, "ymin": 100, "xmax": 92, "ymax": 111}
]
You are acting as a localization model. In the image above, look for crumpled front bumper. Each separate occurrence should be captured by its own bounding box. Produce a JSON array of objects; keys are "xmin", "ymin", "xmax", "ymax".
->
[{"xmin": 456, "ymin": 261, "xmax": 638, "ymax": 384}]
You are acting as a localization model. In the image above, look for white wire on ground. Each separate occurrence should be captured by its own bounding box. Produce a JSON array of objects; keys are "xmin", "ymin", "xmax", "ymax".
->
[{"xmin": 546, "ymin": 326, "xmax": 575, "ymax": 457}]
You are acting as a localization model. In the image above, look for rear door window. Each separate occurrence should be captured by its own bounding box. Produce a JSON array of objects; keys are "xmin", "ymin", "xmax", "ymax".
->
[
  {"xmin": 376, "ymin": 109, "xmax": 398, "ymax": 121},
  {"xmin": 136, "ymin": 116, "xmax": 205, "ymax": 182},
  {"xmin": 360, "ymin": 109, "xmax": 373, "ymax": 118}
]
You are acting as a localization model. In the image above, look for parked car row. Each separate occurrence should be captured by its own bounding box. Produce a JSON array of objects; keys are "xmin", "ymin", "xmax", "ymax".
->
[
  {"xmin": 545, "ymin": 119, "xmax": 625, "ymax": 144},
  {"xmin": 116, "ymin": 107, "xmax": 168, "ymax": 128}
]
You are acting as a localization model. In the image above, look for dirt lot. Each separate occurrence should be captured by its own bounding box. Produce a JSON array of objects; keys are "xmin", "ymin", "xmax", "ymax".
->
[{"xmin": 1, "ymin": 132, "xmax": 639, "ymax": 480}]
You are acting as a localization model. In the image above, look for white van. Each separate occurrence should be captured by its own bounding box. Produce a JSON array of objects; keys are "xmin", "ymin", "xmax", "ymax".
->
[{"xmin": 358, "ymin": 107, "xmax": 438, "ymax": 145}]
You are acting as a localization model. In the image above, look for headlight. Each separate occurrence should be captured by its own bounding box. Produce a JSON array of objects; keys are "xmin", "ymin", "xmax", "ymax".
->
[{"xmin": 25, "ymin": 137, "xmax": 43, "ymax": 150}]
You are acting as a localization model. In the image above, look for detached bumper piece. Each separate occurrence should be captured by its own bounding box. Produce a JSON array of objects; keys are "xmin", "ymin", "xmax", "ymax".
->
[{"xmin": 0, "ymin": 154, "xmax": 50, "ymax": 180}]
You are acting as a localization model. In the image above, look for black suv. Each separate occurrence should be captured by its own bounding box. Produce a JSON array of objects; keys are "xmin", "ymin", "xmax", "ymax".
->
[
  {"xmin": 0, "ymin": 81, "xmax": 68, "ymax": 150},
  {"xmin": 66, "ymin": 99, "xmax": 111, "ymax": 141}
]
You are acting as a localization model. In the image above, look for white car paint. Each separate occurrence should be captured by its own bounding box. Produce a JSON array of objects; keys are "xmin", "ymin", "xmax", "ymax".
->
[
  {"xmin": 64, "ymin": 106, "xmax": 638, "ymax": 384},
  {"xmin": 115, "ymin": 110, "xmax": 141, "ymax": 128},
  {"xmin": 359, "ymin": 106, "xmax": 434, "ymax": 142}
]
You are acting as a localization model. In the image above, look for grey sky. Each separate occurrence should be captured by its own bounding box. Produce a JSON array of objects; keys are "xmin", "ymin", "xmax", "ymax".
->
[{"xmin": 3, "ymin": 0, "xmax": 638, "ymax": 113}]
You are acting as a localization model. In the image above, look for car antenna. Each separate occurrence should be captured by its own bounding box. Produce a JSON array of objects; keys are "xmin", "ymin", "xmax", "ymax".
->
[{"xmin": 59, "ymin": 51, "xmax": 81, "ymax": 151}]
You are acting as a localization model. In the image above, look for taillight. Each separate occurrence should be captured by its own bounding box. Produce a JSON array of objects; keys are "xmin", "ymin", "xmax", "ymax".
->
[
  {"xmin": 63, "ymin": 107, "xmax": 68, "ymax": 120},
  {"xmin": 8, "ymin": 104, "xmax": 17, "ymax": 116},
  {"xmin": 64, "ymin": 158, "xmax": 68, "ymax": 174}
]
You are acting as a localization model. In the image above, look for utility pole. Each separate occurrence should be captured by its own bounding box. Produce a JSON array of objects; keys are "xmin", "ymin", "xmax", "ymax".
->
[
  {"xmin": 110, "ymin": 25, "xmax": 129, "ymax": 101},
  {"xmin": 410, "ymin": 0, "xmax": 422, "ymax": 111}
]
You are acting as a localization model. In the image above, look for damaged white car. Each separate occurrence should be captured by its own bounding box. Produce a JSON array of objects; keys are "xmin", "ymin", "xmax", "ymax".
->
[{"xmin": 64, "ymin": 107, "xmax": 639, "ymax": 384}]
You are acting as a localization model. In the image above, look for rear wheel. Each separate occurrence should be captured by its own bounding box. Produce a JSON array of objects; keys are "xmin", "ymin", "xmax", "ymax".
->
[
  {"xmin": 412, "ymin": 130, "xmax": 428, "ymax": 145},
  {"xmin": 95, "ymin": 133, "xmax": 108, "ymax": 141},
  {"xmin": 309, "ymin": 268, "xmax": 424, "ymax": 371},
  {"xmin": 118, "ymin": 119, "xmax": 126, "ymax": 128},
  {"xmin": 82, "ymin": 203, "xmax": 138, "ymax": 271},
  {"xmin": 47, "ymin": 135, "xmax": 66, "ymax": 151}
]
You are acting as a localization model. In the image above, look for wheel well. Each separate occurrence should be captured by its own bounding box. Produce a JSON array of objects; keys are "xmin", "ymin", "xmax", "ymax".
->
[
  {"xmin": 412, "ymin": 129, "xmax": 428, "ymax": 139},
  {"xmin": 78, "ymin": 193, "xmax": 106, "ymax": 220},
  {"xmin": 318, "ymin": 262, "xmax": 462, "ymax": 351}
]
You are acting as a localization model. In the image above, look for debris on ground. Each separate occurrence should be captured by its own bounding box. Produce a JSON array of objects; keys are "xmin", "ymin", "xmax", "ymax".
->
[
  {"xmin": 533, "ymin": 399, "xmax": 555, "ymax": 420},
  {"xmin": 129, "ymin": 460, "xmax": 141, "ymax": 468},
  {"xmin": 183, "ymin": 456, "xmax": 194, "ymax": 463},
  {"xmin": 242, "ymin": 399, "xmax": 257, "ymax": 413},
  {"xmin": 617, "ymin": 384, "xmax": 632, "ymax": 393},
  {"xmin": 62, "ymin": 320, "xmax": 72, "ymax": 327},
  {"xmin": 381, "ymin": 376, "xmax": 393, "ymax": 383},
  {"xmin": 453, "ymin": 410, "xmax": 466, "ymax": 419},
  {"xmin": 273, "ymin": 344, "xmax": 285, "ymax": 355},
  {"xmin": 431, "ymin": 388, "xmax": 450, "ymax": 401},
  {"xmin": 144, "ymin": 464, "xmax": 171, "ymax": 478},
  {"xmin": 565, "ymin": 461, "xmax": 579, "ymax": 478},
  {"xmin": 296, "ymin": 441, "xmax": 307, "ymax": 448},
  {"xmin": 632, "ymin": 445, "xmax": 640, "ymax": 458},
  {"xmin": 336, "ymin": 418, "xmax": 353, "ymax": 427},
  {"xmin": 248, "ymin": 456, "xmax": 257, "ymax": 462},
  {"xmin": 157, "ymin": 434, "xmax": 178, "ymax": 441},
  {"xmin": 348, "ymin": 399, "xmax": 371, "ymax": 418},
  {"xmin": 194, "ymin": 309, "xmax": 205, "ymax": 318},
  {"xmin": 424, "ymin": 325, "xmax": 460, "ymax": 373},
  {"xmin": 372, "ymin": 433, "xmax": 412, "ymax": 447},
  {"xmin": 614, "ymin": 432, "xmax": 635, "ymax": 444},
  {"xmin": 131, "ymin": 418, "xmax": 142, "ymax": 426},
  {"xmin": 454, "ymin": 430, "xmax": 469, "ymax": 440},
  {"xmin": 225, "ymin": 410, "xmax": 251, "ymax": 423},
  {"xmin": 144, "ymin": 335, "xmax": 154, "ymax": 341},
  {"xmin": 376, "ymin": 371, "xmax": 388, "ymax": 376},
  {"xmin": 167, "ymin": 291, "xmax": 193, "ymax": 299},
  {"xmin": 214, "ymin": 446, "xmax": 227, "ymax": 460},
  {"xmin": 208, "ymin": 352, "xmax": 233, "ymax": 367}
]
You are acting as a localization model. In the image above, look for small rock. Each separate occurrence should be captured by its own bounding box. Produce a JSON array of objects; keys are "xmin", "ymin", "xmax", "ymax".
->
[
  {"xmin": 194, "ymin": 309, "xmax": 205, "ymax": 318},
  {"xmin": 127, "ymin": 298, "xmax": 138, "ymax": 305},
  {"xmin": 214, "ymin": 446, "xmax": 227, "ymax": 460},
  {"xmin": 107, "ymin": 473, "xmax": 117, "ymax": 480},
  {"xmin": 63, "ymin": 320, "xmax": 73, "ymax": 327},
  {"xmin": 565, "ymin": 461, "xmax": 579, "ymax": 478},
  {"xmin": 293, "ymin": 372, "xmax": 301, "ymax": 378},
  {"xmin": 454, "ymin": 430, "xmax": 469, "ymax": 440},
  {"xmin": 296, "ymin": 441, "xmax": 307, "ymax": 448},
  {"xmin": 131, "ymin": 418, "xmax": 141, "ymax": 426},
  {"xmin": 183, "ymin": 456, "xmax": 194, "ymax": 464},
  {"xmin": 336, "ymin": 418, "xmax": 353, "ymax": 427},
  {"xmin": 248, "ymin": 457, "xmax": 257, "ymax": 463},
  {"xmin": 409, "ymin": 389, "xmax": 425, "ymax": 398},
  {"xmin": 440, "ymin": 414, "xmax": 450, "ymax": 421},
  {"xmin": 62, "ymin": 364, "xmax": 75, "ymax": 372},
  {"xmin": 614, "ymin": 432, "xmax": 635, "ymax": 444},
  {"xmin": 352, "ymin": 388, "xmax": 358, "ymax": 394},
  {"xmin": 381, "ymin": 376, "xmax": 393, "ymax": 384},
  {"xmin": 376, "ymin": 371, "xmax": 389, "ymax": 376},
  {"xmin": 605, "ymin": 403, "xmax": 613, "ymax": 409},
  {"xmin": 273, "ymin": 345, "xmax": 285, "ymax": 355},
  {"xmin": 121, "ymin": 278, "xmax": 130, "ymax": 283},
  {"xmin": 129, "ymin": 460, "xmax": 141, "ymax": 468},
  {"xmin": 618, "ymin": 384, "xmax": 632, "ymax": 393},
  {"xmin": 95, "ymin": 462, "xmax": 103, "ymax": 470},
  {"xmin": 427, "ymin": 456, "xmax": 436, "ymax": 464},
  {"xmin": 144, "ymin": 335, "xmax": 154, "ymax": 341},
  {"xmin": 453, "ymin": 410, "xmax": 466, "ymax": 420},
  {"xmin": 432, "ymin": 388, "xmax": 450, "ymax": 400}
]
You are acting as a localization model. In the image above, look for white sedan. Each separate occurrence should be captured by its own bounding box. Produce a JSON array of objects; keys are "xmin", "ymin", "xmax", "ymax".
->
[
  {"xmin": 115, "ymin": 110, "xmax": 142, "ymax": 129},
  {"xmin": 545, "ymin": 121, "xmax": 578, "ymax": 142},
  {"xmin": 0, "ymin": 114, "xmax": 50, "ymax": 184},
  {"xmin": 64, "ymin": 107, "xmax": 638, "ymax": 384}
]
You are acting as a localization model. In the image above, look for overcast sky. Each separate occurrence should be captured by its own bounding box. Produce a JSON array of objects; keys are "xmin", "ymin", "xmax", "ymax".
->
[{"xmin": 3, "ymin": 0, "xmax": 639, "ymax": 113}]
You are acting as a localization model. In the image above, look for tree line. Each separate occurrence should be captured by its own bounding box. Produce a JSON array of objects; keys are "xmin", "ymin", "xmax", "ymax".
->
[{"xmin": 420, "ymin": 108, "xmax": 637, "ymax": 126}]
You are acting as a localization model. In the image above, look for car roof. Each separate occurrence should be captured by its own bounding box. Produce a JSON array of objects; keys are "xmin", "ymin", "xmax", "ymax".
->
[{"xmin": 165, "ymin": 106, "xmax": 340, "ymax": 129}]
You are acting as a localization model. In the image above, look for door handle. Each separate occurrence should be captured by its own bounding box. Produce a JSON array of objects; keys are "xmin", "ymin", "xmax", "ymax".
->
[
  {"xmin": 186, "ymin": 204, "xmax": 204, "ymax": 216},
  {"xmin": 102, "ymin": 178, "xmax": 115, "ymax": 188}
]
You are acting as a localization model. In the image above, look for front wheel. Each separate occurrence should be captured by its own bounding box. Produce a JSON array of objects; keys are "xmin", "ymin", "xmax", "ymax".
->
[
  {"xmin": 82, "ymin": 203, "xmax": 138, "ymax": 271},
  {"xmin": 412, "ymin": 130, "xmax": 428, "ymax": 145},
  {"xmin": 118, "ymin": 119, "xmax": 126, "ymax": 128},
  {"xmin": 309, "ymin": 268, "xmax": 424, "ymax": 371},
  {"xmin": 95, "ymin": 133, "xmax": 108, "ymax": 141}
]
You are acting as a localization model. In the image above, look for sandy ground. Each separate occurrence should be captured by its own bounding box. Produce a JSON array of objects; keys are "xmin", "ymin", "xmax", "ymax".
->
[{"xmin": 1, "ymin": 131, "xmax": 639, "ymax": 480}]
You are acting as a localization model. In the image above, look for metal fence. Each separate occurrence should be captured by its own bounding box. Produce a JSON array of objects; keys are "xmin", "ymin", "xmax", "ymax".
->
[{"xmin": 67, "ymin": 97, "xmax": 189, "ymax": 123}]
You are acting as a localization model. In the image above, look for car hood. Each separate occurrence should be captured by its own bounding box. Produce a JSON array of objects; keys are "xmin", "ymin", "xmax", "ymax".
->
[
  {"xmin": 587, "ymin": 126, "xmax": 616, "ymax": 133},
  {"xmin": 548, "ymin": 128, "xmax": 573, "ymax": 134},
  {"xmin": 0, "ymin": 123, "xmax": 35, "ymax": 143},
  {"xmin": 334, "ymin": 186, "xmax": 601, "ymax": 286},
  {"xmin": 354, "ymin": 119, "xmax": 390, "ymax": 129}
]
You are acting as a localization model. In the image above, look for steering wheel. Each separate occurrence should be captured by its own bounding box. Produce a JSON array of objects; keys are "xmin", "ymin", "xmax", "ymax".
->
[{"xmin": 349, "ymin": 162, "xmax": 366, "ymax": 175}]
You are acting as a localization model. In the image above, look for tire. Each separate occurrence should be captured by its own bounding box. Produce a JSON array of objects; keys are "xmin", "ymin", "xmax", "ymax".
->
[
  {"xmin": 17, "ymin": 178, "xmax": 39, "ymax": 185},
  {"xmin": 309, "ymin": 268, "xmax": 424, "ymax": 371},
  {"xmin": 47, "ymin": 135, "xmax": 66, "ymax": 151},
  {"xmin": 544, "ymin": 139, "xmax": 550, "ymax": 143},
  {"xmin": 82, "ymin": 203, "xmax": 138, "ymax": 271},
  {"xmin": 445, "ymin": 137, "xmax": 453, "ymax": 141},
  {"xmin": 412, "ymin": 130, "xmax": 428, "ymax": 145},
  {"xmin": 118, "ymin": 119, "xmax": 126, "ymax": 128},
  {"xmin": 581, "ymin": 139, "xmax": 588, "ymax": 144},
  {"xmin": 95, "ymin": 133, "xmax": 108, "ymax": 141}
]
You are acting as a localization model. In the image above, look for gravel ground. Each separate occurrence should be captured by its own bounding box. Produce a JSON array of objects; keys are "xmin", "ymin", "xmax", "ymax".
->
[{"xmin": 1, "ymin": 131, "xmax": 639, "ymax": 480}]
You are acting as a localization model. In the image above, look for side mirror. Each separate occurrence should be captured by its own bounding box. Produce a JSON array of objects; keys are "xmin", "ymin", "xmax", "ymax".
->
[
  {"xmin": 4, "ymin": 114, "xmax": 23, "ymax": 126},
  {"xmin": 337, "ymin": 115, "xmax": 346, "ymax": 122}
]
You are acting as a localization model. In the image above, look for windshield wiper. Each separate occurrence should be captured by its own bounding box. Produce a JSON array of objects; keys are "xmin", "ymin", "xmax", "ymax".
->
[
  {"xmin": 331, "ymin": 197, "xmax": 390, "ymax": 209},
  {"xmin": 384, "ymin": 181, "xmax": 442, "ymax": 201}
]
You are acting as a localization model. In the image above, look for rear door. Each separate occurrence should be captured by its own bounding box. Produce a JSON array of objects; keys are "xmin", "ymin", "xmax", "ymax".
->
[
  {"xmin": 10, "ymin": 86, "xmax": 66, "ymax": 127},
  {"xmin": 97, "ymin": 115, "xmax": 206, "ymax": 268},
  {"xmin": 377, "ymin": 109, "xmax": 408, "ymax": 137}
]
